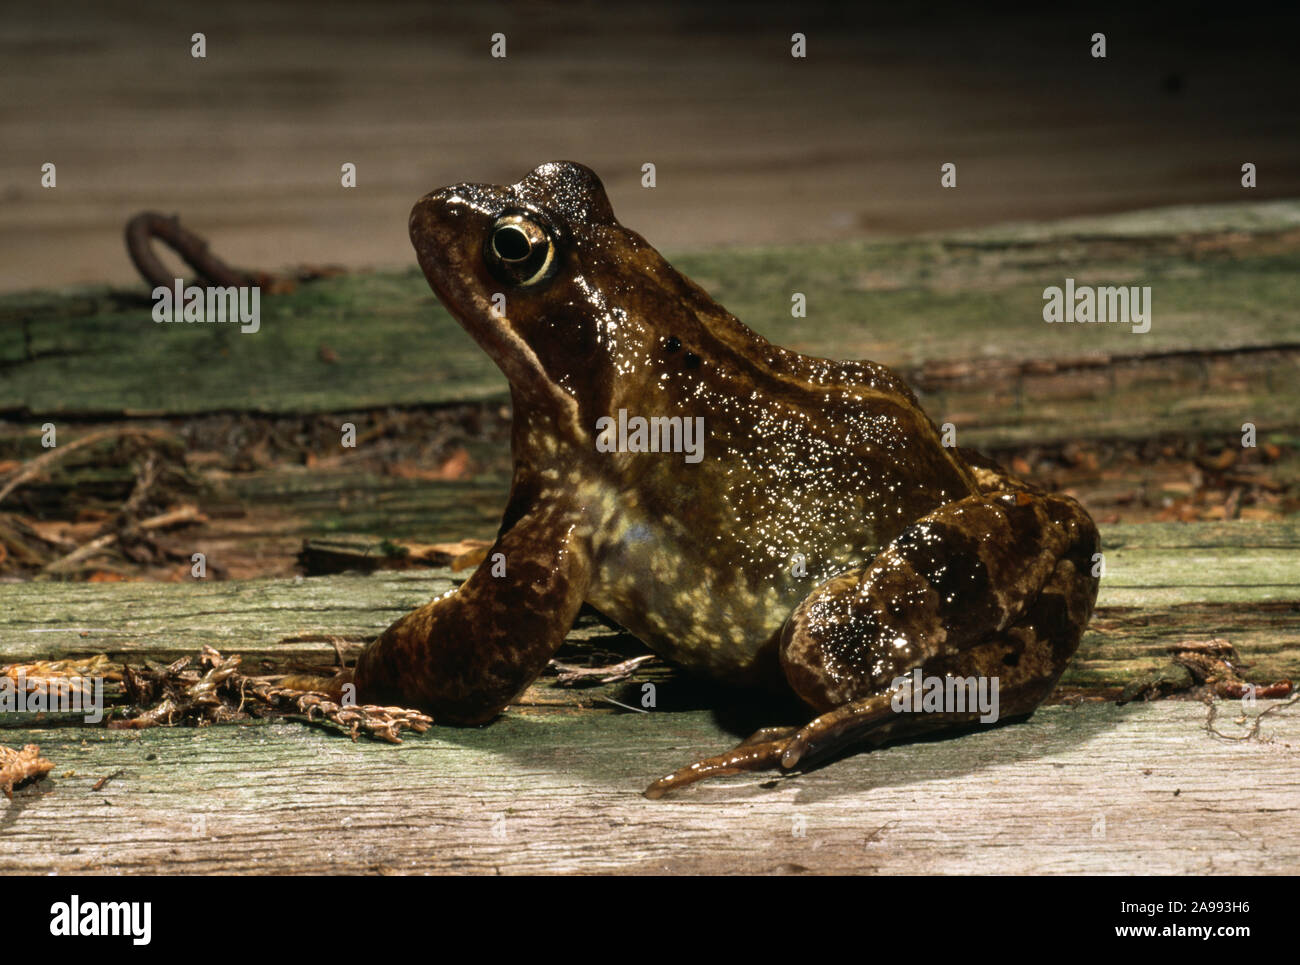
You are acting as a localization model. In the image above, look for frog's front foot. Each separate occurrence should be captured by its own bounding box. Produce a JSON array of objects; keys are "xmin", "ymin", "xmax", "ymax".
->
[{"xmin": 353, "ymin": 502, "xmax": 593, "ymax": 722}]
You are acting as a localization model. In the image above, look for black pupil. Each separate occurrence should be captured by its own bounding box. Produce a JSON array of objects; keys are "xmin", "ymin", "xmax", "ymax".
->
[{"xmin": 494, "ymin": 225, "xmax": 532, "ymax": 261}]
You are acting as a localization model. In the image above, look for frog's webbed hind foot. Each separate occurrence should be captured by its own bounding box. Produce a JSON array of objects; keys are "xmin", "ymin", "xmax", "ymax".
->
[
  {"xmin": 644, "ymin": 693, "xmax": 906, "ymax": 797},
  {"xmin": 643, "ymin": 726, "xmax": 799, "ymax": 799},
  {"xmin": 643, "ymin": 693, "xmax": 915, "ymax": 798}
]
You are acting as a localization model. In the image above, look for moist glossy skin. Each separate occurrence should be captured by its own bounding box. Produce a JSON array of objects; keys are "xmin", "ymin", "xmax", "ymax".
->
[{"xmin": 351, "ymin": 161, "xmax": 1101, "ymax": 796}]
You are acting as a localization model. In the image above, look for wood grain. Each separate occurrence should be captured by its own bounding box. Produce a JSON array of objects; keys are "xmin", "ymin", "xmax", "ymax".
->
[
  {"xmin": 4, "ymin": 522, "xmax": 1296, "ymax": 686},
  {"xmin": 2, "ymin": 701, "xmax": 1296, "ymax": 875},
  {"xmin": 1, "ymin": 518, "xmax": 1297, "ymax": 874}
]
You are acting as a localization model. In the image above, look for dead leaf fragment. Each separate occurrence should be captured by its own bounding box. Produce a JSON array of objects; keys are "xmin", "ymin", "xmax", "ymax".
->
[{"xmin": 1, "ymin": 743, "xmax": 54, "ymax": 800}]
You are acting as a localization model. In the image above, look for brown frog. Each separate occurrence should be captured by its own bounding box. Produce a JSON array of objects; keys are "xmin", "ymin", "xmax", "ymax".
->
[{"xmin": 347, "ymin": 161, "xmax": 1100, "ymax": 797}]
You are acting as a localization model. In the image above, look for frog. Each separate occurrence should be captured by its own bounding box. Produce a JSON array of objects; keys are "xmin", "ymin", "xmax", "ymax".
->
[{"xmin": 346, "ymin": 160, "xmax": 1101, "ymax": 798}]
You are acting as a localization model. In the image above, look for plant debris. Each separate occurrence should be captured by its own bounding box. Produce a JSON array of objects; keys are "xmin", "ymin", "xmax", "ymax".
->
[
  {"xmin": 297, "ymin": 535, "xmax": 492, "ymax": 576},
  {"xmin": 1203, "ymin": 689, "xmax": 1300, "ymax": 743},
  {"xmin": 0, "ymin": 428, "xmax": 205, "ymax": 579},
  {"xmin": 91, "ymin": 769, "xmax": 123, "ymax": 791},
  {"xmin": 1117, "ymin": 663, "xmax": 1195, "ymax": 704},
  {"xmin": 109, "ymin": 645, "xmax": 432, "ymax": 743},
  {"xmin": 2, "ymin": 401, "xmax": 1293, "ymax": 584},
  {"xmin": 548, "ymin": 654, "xmax": 657, "ymax": 687},
  {"xmin": 0, "ymin": 743, "xmax": 54, "ymax": 800},
  {"xmin": 1170, "ymin": 639, "xmax": 1293, "ymax": 699},
  {"xmin": 1, "ymin": 653, "xmax": 122, "ymax": 693},
  {"xmin": 1118, "ymin": 639, "xmax": 1293, "ymax": 704}
]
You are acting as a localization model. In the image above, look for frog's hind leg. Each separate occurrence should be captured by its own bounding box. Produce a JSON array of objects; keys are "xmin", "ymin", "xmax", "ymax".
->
[
  {"xmin": 644, "ymin": 489, "xmax": 1099, "ymax": 797},
  {"xmin": 774, "ymin": 551, "xmax": 1097, "ymax": 772}
]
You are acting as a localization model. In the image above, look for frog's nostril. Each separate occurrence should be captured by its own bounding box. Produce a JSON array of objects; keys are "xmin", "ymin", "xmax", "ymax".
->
[
  {"xmin": 409, "ymin": 192, "xmax": 445, "ymax": 243},
  {"xmin": 492, "ymin": 224, "xmax": 532, "ymax": 262}
]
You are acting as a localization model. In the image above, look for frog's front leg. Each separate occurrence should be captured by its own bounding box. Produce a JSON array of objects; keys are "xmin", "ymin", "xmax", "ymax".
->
[
  {"xmin": 353, "ymin": 500, "xmax": 592, "ymax": 725},
  {"xmin": 645, "ymin": 489, "xmax": 1099, "ymax": 797}
]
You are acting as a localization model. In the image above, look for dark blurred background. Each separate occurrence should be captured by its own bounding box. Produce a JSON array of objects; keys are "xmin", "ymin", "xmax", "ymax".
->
[{"xmin": 3, "ymin": 0, "xmax": 1298, "ymax": 291}]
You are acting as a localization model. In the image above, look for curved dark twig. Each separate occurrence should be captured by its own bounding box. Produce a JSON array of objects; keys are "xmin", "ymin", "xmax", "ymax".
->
[{"xmin": 124, "ymin": 211, "xmax": 256, "ymax": 290}]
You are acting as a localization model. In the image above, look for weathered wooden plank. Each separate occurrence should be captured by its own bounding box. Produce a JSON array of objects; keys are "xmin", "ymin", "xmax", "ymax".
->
[
  {"xmin": 1, "ymin": 523, "xmax": 1297, "ymax": 690},
  {"xmin": 2, "ymin": 699, "xmax": 1296, "ymax": 875},
  {"xmin": 0, "ymin": 570, "xmax": 455, "ymax": 665},
  {"xmin": 4, "ymin": 203, "xmax": 1299, "ymax": 429},
  {"xmin": 1, "ymin": 519, "xmax": 1296, "ymax": 875},
  {"xmin": 920, "ymin": 345, "xmax": 1300, "ymax": 447}
]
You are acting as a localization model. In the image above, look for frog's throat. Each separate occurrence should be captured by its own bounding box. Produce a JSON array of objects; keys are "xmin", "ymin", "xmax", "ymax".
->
[{"xmin": 453, "ymin": 293, "xmax": 587, "ymax": 445}]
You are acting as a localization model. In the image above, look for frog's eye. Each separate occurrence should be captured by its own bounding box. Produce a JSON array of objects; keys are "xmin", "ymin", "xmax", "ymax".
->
[{"xmin": 486, "ymin": 214, "xmax": 557, "ymax": 288}]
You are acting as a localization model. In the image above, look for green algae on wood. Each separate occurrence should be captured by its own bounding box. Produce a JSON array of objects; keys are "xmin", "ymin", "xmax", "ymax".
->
[{"xmin": 3, "ymin": 202, "xmax": 1300, "ymax": 422}]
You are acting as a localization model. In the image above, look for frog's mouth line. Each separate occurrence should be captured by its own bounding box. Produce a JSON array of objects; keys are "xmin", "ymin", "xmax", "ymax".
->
[
  {"xmin": 431, "ymin": 270, "xmax": 588, "ymax": 445},
  {"xmin": 411, "ymin": 187, "xmax": 588, "ymax": 445}
]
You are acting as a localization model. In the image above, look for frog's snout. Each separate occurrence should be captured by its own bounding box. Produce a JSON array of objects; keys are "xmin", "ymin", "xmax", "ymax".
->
[{"xmin": 409, "ymin": 188, "xmax": 454, "ymax": 246}]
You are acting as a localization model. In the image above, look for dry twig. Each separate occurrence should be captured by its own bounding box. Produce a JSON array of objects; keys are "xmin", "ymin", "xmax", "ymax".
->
[
  {"xmin": 549, "ymin": 654, "xmax": 656, "ymax": 687},
  {"xmin": 0, "ymin": 428, "xmax": 171, "ymax": 506},
  {"xmin": 1203, "ymin": 690, "xmax": 1300, "ymax": 743},
  {"xmin": 41, "ymin": 504, "xmax": 205, "ymax": 575}
]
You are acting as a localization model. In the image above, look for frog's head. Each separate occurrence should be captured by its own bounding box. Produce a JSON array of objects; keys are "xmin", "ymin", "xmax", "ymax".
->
[{"xmin": 410, "ymin": 161, "xmax": 734, "ymax": 446}]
